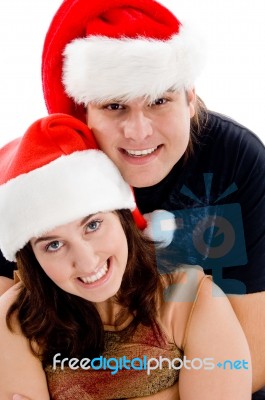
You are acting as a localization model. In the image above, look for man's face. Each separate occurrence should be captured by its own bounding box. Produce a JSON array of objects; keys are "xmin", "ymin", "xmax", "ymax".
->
[{"xmin": 87, "ymin": 89, "xmax": 195, "ymax": 188}]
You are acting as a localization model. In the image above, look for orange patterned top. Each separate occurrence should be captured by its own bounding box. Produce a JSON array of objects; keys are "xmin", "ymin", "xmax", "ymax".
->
[
  {"xmin": 45, "ymin": 266, "xmax": 208, "ymax": 399},
  {"xmin": 45, "ymin": 319, "xmax": 182, "ymax": 399}
]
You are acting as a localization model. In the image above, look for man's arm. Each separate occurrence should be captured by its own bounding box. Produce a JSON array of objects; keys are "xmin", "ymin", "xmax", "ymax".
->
[
  {"xmin": 0, "ymin": 286, "xmax": 50, "ymax": 400},
  {"xmin": 229, "ymin": 292, "xmax": 265, "ymax": 393},
  {"xmin": 0, "ymin": 276, "xmax": 14, "ymax": 295},
  {"xmin": 11, "ymin": 292, "xmax": 265, "ymax": 398}
]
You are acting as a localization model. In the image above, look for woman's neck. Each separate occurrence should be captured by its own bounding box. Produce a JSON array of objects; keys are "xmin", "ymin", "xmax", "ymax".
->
[{"xmin": 94, "ymin": 299, "xmax": 133, "ymax": 330}]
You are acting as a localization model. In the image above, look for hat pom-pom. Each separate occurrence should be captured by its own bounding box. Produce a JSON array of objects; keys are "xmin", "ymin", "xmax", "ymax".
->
[{"xmin": 143, "ymin": 209, "xmax": 176, "ymax": 248}]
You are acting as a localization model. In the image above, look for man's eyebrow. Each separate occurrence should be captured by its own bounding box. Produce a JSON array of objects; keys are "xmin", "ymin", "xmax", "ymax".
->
[{"xmin": 97, "ymin": 97, "xmax": 125, "ymax": 105}]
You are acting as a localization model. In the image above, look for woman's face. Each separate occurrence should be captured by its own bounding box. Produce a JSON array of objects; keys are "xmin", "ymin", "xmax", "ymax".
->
[
  {"xmin": 30, "ymin": 212, "xmax": 128, "ymax": 304},
  {"xmin": 87, "ymin": 89, "xmax": 195, "ymax": 188}
]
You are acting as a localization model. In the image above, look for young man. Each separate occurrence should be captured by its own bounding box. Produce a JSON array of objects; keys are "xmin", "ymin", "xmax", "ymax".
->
[{"xmin": 1, "ymin": 0, "xmax": 265, "ymax": 397}]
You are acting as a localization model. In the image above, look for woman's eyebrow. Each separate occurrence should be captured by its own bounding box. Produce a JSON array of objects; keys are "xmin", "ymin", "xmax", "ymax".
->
[
  {"xmin": 79, "ymin": 214, "xmax": 95, "ymax": 227},
  {"xmin": 33, "ymin": 235, "xmax": 59, "ymax": 246},
  {"xmin": 33, "ymin": 214, "xmax": 97, "ymax": 245}
]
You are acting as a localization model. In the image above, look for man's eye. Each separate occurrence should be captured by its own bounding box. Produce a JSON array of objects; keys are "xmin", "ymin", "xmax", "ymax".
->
[
  {"xmin": 150, "ymin": 98, "xmax": 168, "ymax": 106},
  {"xmin": 46, "ymin": 241, "xmax": 63, "ymax": 252},
  {"xmin": 106, "ymin": 103, "xmax": 123, "ymax": 110},
  {"xmin": 86, "ymin": 220, "xmax": 102, "ymax": 232}
]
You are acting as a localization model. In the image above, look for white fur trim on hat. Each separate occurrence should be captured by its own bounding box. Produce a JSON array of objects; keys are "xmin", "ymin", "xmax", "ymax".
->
[
  {"xmin": 62, "ymin": 25, "xmax": 205, "ymax": 104},
  {"xmin": 0, "ymin": 150, "xmax": 135, "ymax": 261}
]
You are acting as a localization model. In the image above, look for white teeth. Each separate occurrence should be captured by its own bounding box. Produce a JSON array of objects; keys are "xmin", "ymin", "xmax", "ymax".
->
[
  {"xmin": 79, "ymin": 262, "xmax": 108, "ymax": 284},
  {"xmin": 125, "ymin": 147, "xmax": 158, "ymax": 156}
]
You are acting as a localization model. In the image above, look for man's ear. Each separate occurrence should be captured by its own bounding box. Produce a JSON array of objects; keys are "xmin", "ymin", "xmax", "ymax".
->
[{"xmin": 186, "ymin": 88, "xmax": 196, "ymax": 118}]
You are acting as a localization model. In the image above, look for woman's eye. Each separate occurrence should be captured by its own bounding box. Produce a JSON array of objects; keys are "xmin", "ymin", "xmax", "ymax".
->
[
  {"xmin": 86, "ymin": 220, "xmax": 102, "ymax": 232},
  {"xmin": 46, "ymin": 241, "xmax": 63, "ymax": 252}
]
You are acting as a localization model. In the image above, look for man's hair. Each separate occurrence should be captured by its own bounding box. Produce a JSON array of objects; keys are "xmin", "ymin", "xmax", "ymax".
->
[
  {"xmin": 6, "ymin": 210, "xmax": 164, "ymax": 366},
  {"xmin": 185, "ymin": 94, "xmax": 208, "ymax": 161}
]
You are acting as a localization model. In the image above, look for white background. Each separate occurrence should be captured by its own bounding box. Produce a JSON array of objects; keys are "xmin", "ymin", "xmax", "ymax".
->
[{"xmin": 0, "ymin": 0, "xmax": 264, "ymax": 146}]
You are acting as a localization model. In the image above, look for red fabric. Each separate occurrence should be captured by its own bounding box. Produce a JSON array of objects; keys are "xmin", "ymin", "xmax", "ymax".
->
[
  {"xmin": 42, "ymin": 0, "xmax": 181, "ymax": 120},
  {"xmin": 132, "ymin": 207, "xmax": 147, "ymax": 230},
  {"xmin": 0, "ymin": 113, "xmax": 145, "ymax": 230},
  {"xmin": 0, "ymin": 114, "xmax": 98, "ymax": 184}
]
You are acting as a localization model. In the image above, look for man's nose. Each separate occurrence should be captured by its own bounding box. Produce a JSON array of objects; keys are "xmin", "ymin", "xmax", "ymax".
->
[{"xmin": 123, "ymin": 112, "xmax": 153, "ymax": 141}]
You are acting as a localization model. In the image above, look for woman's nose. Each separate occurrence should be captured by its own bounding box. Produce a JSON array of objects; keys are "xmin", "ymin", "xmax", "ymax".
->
[{"xmin": 71, "ymin": 241, "xmax": 100, "ymax": 272}]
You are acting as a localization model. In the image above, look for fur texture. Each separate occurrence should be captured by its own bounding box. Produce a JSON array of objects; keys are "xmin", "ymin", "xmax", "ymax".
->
[
  {"xmin": 63, "ymin": 25, "xmax": 205, "ymax": 104},
  {"xmin": 0, "ymin": 150, "xmax": 135, "ymax": 261}
]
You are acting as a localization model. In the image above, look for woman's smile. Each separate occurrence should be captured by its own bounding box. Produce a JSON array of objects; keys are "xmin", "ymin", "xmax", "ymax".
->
[{"xmin": 76, "ymin": 259, "xmax": 112, "ymax": 289}]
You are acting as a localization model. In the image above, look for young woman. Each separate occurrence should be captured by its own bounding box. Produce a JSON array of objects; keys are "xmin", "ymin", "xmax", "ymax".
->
[{"xmin": 0, "ymin": 114, "xmax": 251, "ymax": 399}]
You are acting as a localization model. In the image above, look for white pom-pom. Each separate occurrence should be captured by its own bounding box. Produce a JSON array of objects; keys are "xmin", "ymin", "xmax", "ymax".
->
[{"xmin": 143, "ymin": 209, "xmax": 176, "ymax": 248}]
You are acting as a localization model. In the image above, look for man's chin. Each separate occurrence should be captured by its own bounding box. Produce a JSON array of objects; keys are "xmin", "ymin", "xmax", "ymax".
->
[{"xmin": 129, "ymin": 175, "xmax": 165, "ymax": 189}]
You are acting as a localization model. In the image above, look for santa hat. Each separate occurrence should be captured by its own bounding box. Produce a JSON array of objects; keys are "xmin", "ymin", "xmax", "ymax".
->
[
  {"xmin": 42, "ymin": 0, "xmax": 205, "ymax": 121},
  {"xmin": 0, "ymin": 114, "xmax": 146, "ymax": 262}
]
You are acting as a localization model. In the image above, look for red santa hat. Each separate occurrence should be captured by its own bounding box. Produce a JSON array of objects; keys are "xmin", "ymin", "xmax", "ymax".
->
[
  {"xmin": 0, "ymin": 114, "xmax": 146, "ymax": 262},
  {"xmin": 42, "ymin": 0, "xmax": 205, "ymax": 121}
]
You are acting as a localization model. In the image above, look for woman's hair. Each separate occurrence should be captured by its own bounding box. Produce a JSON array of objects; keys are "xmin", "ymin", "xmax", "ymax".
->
[{"xmin": 6, "ymin": 210, "xmax": 163, "ymax": 366}]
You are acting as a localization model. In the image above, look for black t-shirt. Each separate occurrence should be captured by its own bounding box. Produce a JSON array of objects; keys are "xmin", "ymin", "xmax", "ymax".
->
[
  {"xmin": 1, "ymin": 112, "xmax": 265, "ymax": 294},
  {"xmin": 134, "ymin": 111, "xmax": 265, "ymax": 294}
]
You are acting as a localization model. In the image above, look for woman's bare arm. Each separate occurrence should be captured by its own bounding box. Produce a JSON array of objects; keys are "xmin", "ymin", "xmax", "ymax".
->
[{"xmin": 178, "ymin": 278, "xmax": 252, "ymax": 399}]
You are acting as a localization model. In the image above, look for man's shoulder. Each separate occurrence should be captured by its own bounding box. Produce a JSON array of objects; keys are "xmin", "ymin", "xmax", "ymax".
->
[
  {"xmin": 196, "ymin": 111, "xmax": 265, "ymax": 170},
  {"xmin": 204, "ymin": 111, "xmax": 264, "ymax": 147}
]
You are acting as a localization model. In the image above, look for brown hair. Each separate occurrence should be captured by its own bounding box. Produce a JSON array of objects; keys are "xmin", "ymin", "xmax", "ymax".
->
[
  {"xmin": 6, "ymin": 210, "xmax": 163, "ymax": 366},
  {"xmin": 184, "ymin": 93, "xmax": 208, "ymax": 161}
]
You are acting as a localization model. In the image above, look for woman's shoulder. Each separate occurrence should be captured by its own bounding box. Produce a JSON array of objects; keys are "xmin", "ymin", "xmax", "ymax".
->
[
  {"xmin": 160, "ymin": 264, "xmax": 209, "ymax": 302},
  {"xmin": 157, "ymin": 265, "xmax": 214, "ymax": 349},
  {"xmin": 158, "ymin": 264, "xmax": 206, "ymax": 301}
]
